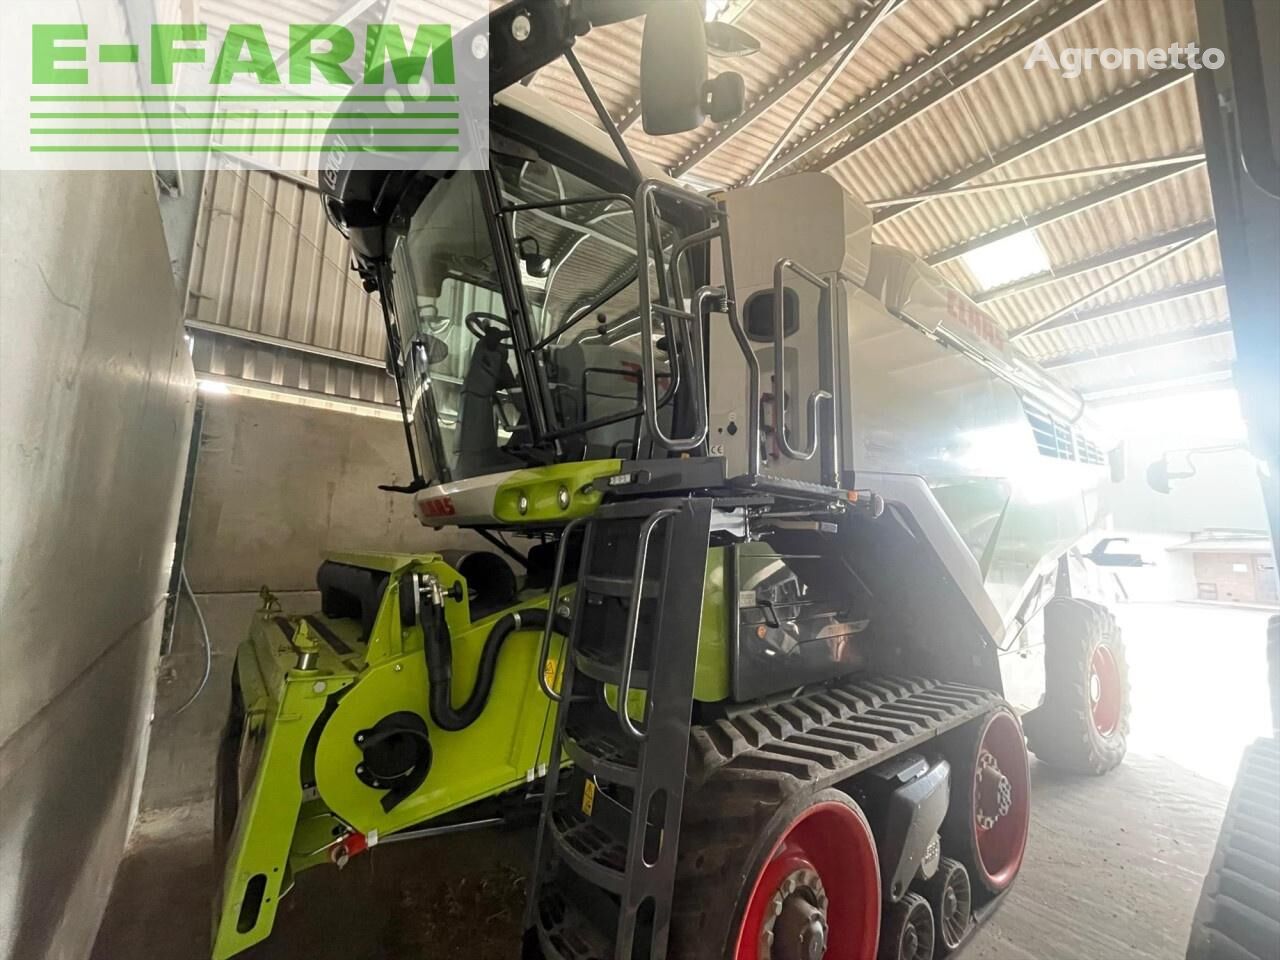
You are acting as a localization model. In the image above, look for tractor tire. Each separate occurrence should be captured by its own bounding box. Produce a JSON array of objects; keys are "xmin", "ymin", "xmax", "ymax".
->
[
  {"xmin": 1026, "ymin": 597, "xmax": 1129, "ymax": 776},
  {"xmin": 671, "ymin": 785, "xmax": 882, "ymax": 960}
]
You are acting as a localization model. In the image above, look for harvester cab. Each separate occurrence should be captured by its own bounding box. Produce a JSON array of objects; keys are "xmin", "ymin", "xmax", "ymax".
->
[{"xmin": 212, "ymin": 3, "xmax": 1132, "ymax": 959}]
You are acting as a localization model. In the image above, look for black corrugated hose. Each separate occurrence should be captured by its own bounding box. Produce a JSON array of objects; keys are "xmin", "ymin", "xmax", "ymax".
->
[{"xmin": 424, "ymin": 604, "xmax": 571, "ymax": 731}]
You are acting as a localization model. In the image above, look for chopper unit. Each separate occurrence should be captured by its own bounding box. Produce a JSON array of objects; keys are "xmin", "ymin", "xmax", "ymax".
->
[{"xmin": 211, "ymin": 2, "xmax": 1135, "ymax": 959}]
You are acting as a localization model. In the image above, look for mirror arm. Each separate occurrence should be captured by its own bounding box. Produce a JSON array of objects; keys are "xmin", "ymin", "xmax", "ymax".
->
[
  {"xmin": 379, "ymin": 479, "xmax": 430, "ymax": 494},
  {"xmin": 565, "ymin": 48, "xmax": 644, "ymax": 186}
]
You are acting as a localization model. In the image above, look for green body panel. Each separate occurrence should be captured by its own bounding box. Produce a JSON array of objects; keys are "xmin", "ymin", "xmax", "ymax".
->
[
  {"xmin": 491, "ymin": 459, "xmax": 621, "ymax": 523},
  {"xmin": 212, "ymin": 553, "xmax": 569, "ymax": 959},
  {"xmin": 212, "ymin": 615, "xmax": 356, "ymax": 959},
  {"xmin": 694, "ymin": 547, "xmax": 730, "ymax": 702},
  {"xmin": 602, "ymin": 547, "xmax": 730, "ymax": 717}
]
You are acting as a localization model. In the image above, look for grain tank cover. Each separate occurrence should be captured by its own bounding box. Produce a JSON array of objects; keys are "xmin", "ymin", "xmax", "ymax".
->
[
  {"xmin": 867, "ymin": 244, "xmax": 1013, "ymax": 364},
  {"xmin": 720, "ymin": 172, "xmax": 872, "ymax": 288}
]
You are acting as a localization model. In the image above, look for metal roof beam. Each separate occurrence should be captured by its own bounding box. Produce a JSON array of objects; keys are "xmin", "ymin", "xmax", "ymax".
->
[
  {"xmin": 925, "ymin": 159, "xmax": 1205, "ymax": 266},
  {"xmin": 872, "ymin": 69, "xmax": 1193, "ymax": 222},
  {"xmin": 186, "ymin": 320, "xmax": 385, "ymax": 369},
  {"xmin": 1082, "ymin": 362, "xmax": 1234, "ymax": 402},
  {"xmin": 616, "ymin": 100, "xmax": 641, "ymax": 133},
  {"xmin": 1049, "ymin": 276, "xmax": 1225, "ymax": 331},
  {"xmin": 755, "ymin": 0, "xmax": 1063, "ymax": 182},
  {"xmin": 865, "ymin": 152, "xmax": 1204, "ymax": 207},
  {"xmin": 1011, "ymin": 232, "xmax": 1214, "ymax": 340},
  {"xmin": 1041, "ymin": 320, "xmax": 1233, "ymax": 368},
  {"xmin": 669, "ymin": 0, "xmax": 901, "ymax": 177},
  {"xmin": 972, "ymin": 220, "xmax": 1216, "ymax": 302},
  {"xmin": 745, "ymin": 0, "xmax": 904, "ymax": 185}
]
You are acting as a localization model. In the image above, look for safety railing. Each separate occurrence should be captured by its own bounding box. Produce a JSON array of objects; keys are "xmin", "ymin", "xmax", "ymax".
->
[
  {"xmin": 770, "ymin": 258, "xmax": 834, "ymax": 463},
  {"xmin": 536, "ymin": 515, "xmax": 587, "ymax": 703},
  {"xmin": 633, "ymin": 180, "xmax": 727, "ymax": 453},
  {"xmin": 616, "ymin": 507, "xmax": 679, "ymax": 741}
]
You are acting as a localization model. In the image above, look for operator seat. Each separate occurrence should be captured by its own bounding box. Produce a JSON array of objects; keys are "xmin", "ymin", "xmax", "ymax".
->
[{"xmin": 454, "ymin": 328, "xmax": 525, "ymax": 478}]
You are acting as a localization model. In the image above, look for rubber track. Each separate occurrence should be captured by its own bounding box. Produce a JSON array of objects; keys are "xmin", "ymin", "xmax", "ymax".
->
[
  {"xmin": 685, "ymin": 675, "xmax": 1003, "ymax": 795},
  {"xmin": 677, "ymin": 676, "xmax": 1001, "ymax": 960},
  {"xmin": 537, "ymin": 676, "xmax": 1004, "ymax": 960},
  {"xmin": 1186, "ymin": 736, "xmax": 1280, "ymax": 960}
]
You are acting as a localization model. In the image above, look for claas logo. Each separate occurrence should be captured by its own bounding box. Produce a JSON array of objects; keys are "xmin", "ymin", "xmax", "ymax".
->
[{"xmin": 418, "ymin": 496, "xmax": 456, "ymax": 519}]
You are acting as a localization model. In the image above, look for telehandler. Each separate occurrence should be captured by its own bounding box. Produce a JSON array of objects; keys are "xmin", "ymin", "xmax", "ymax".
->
[{"xmin": 213, "ymin": 3, "xmax": 1132, "ymax": 958}]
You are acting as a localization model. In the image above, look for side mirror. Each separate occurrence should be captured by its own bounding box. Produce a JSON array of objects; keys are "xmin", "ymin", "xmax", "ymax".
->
[
  {"xmin": 524, "ymin": 254, "xmax": 552, "ymax": 279},
  {"xmin": 412, "ymin": 335, "xmax": 449, "ymax": 367},
  {"xmin": 1146, "ymin": 458, "xmax": 1172, "ymax": 495},
  {"xmin": 640, "ymin": 0, "xmax": 744, "ymax": 134},
  {"xmin": 1108, "ymin": 443, "xmax": 1126, "ymax": 483},
  {"xmin": 517, "ymin": 236, "xmax": 551, "ymax": 279}
]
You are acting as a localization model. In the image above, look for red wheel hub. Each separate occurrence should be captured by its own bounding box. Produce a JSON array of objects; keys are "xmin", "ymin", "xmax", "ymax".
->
[
  {"xmin": 971, "ymin": 711, "xmax": 1030, "ymax": 892},
  {"xmin": 734, "ymin": 800, "xmax": 880, "ymax": 960},
  {"xmin": 1089, "ymin": 644, "xmax": 1122, "ymax": 737}
]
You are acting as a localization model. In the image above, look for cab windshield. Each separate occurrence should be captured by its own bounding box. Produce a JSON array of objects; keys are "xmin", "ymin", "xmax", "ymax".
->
[{"xmin": 386, "ymin": 147, "xmax": 690, "ymax": 485}]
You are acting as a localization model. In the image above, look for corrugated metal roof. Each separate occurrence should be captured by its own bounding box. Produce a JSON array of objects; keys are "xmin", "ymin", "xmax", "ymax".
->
[
  {"xmin": 192, "ymin": 0, "xmax": 1228, "ymax": 402},
  {"xmin": 519, "ymin": 0, "xmax": 1226, "ymax": 395}
]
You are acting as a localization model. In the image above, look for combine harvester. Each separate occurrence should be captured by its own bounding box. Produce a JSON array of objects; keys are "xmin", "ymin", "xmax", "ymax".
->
[{"xmin": 213, "ymin": 3, "xmax": 1133, "ymax": 958}]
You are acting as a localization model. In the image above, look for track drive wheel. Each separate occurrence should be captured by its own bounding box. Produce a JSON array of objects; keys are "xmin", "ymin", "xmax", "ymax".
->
[
  {"xmin": 922, "ymin": 858, "xmax": 971, "ymax": 954},
  {"xmin": 878, "ymin": 892, "xmax": 934, "ymax": 960},
  {"xmin": 1027, "ymin": 597, "xmax": 1130, "ymax": 775},
  {"xmin": 942, "ymin": 707, "xmax": 1031, "ymax": 895},
  {"xmin": 671, "ymin": 786, "xmax": 880, "ymax": 960}
]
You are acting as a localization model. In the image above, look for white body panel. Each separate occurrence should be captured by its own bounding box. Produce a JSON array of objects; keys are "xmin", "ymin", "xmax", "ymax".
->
[{"xmin": 706, "ymin": 172, "xmax": 1114, "ymax": 634}]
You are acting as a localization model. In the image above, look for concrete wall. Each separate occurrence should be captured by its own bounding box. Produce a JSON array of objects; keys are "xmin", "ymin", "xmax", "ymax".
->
[
  {"xmin": 0, "ymin": 170, "xmax": 195, "ymax": 960},
  {"xmin": 141, "ymin": 394, "xmax": 488, "ymax": 817},
  {"xmin": 184, "ymin": 393, "xmax": 483, "ymax": 594}
]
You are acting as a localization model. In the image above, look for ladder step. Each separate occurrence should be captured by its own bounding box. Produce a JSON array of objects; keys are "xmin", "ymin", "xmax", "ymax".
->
[
  {"xmin": 534, "ymin": 878, "xmax": 615, "ymax": 960},
  {"xmin": 549, "ymin": 794, "xmax": 629, "ymax": 894},
  {"xmin": 581, "ymin": 574, "xmax": 659, "ymax": 600},
  {"xmin": 565, "ymin": 705, "xmax": 640, "ymax": 787},
  {"xmin": 575, "ymin": 649, "xmax": 648, "ymax": 689}
]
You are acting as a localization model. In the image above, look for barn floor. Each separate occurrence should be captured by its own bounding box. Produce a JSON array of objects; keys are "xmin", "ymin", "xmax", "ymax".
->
[{"xmin": 91, "ymin": 602, "xmax": 1274, "ymax": 960}]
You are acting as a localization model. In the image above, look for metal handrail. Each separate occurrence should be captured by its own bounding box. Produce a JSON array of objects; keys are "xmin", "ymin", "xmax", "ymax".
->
[
  {"xmin": 537, "ymin": 516, "xmax": 587, "ymax": 703},
  {"xmin": 633, "ymin": 179, "xmax": 721, "ymax": 452},
  {"xmin": 684, "ymin": 285, "xmax": 718, "ymax": 446},
  {"xmin": 715, "ymin": 226, "xmax": 763, "ymax": 480},
  {"xmin": 771, "ymin": 258, "xmax": 833, "ymax": 462},
  {"xmin": 616, "ymin": 507, "xmax": 679, "ymax": 741}
]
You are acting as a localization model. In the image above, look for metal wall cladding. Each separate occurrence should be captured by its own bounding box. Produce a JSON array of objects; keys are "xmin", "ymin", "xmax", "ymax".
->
[
  {"xmin": 188, "ymin": 328, "xmax": 399, "ymax": 407},
  {"xmin": 188, "ymin": 164, "xmax": 384, "ymax": 358},
  {"xmin": 186, "ymin": 163, "xmax": 396, "ymax": 403}
]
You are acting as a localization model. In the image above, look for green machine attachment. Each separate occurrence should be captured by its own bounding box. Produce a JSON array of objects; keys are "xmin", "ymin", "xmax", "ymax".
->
[{"xmin": 212, "ymin": 551, "xmax": 570, "ymax": 957}]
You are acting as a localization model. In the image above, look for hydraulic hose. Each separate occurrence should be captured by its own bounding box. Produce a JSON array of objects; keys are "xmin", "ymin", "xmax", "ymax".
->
[{"xmin": 425, "ymin": 606, "xmax": 572, "ymax": 732}]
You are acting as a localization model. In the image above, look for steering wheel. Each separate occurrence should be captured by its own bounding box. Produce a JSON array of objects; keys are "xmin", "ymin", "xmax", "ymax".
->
[{"xmin": 465, "ymin": 311, "xmax": 513, "ymax": 343}]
